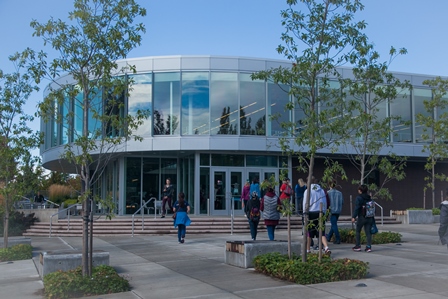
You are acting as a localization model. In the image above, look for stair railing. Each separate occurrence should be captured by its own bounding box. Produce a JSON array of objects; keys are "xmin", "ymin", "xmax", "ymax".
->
[
  {"xmin": 375, "ymin": 202, "xmax": 384, "ymax": 226},
  {"xmin": 49, "ymin": 204, "xmax": 80, "ymax": 237},
  {"xmin": 132, "ymin": 197, "xmax": 157, "ymax": 237}
]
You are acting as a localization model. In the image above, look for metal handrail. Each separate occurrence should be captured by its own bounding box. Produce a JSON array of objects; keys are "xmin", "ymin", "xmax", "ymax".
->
[
  {"xmin": 131, "ymin": 197, "xmax": 157, "ymax": 237},
  {"xmin": 45, "ymin": 199, "xmax": 60, "ymax": 208},
  {"xmin": 375, "ymin": 201, "xmax": 384, "ymax": 226},
  {"xmin": 49, "ymin": 203, "xmax": 80, "ymax": 237}
]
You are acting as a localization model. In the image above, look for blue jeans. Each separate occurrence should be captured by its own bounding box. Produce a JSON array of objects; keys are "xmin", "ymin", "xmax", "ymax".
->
[
  {"xmin": 266, "ymin": 225, "xmax": 276, "ymax": 241},
  {"xmin": 248, "ymin": 220, "xmax": 259, "ymax": 240},
  {"xmin": 327, "ymin": 214, "xmax": 340, "ymax": 242},
  {"xmin": 177, "ymin": 224, "xmax": 186, "ymax": 242}
]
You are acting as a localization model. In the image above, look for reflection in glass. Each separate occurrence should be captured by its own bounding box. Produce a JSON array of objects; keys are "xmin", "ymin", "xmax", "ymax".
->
[
  {"xmin": 240, "ymin": 73, "xmax": 266, "ymax": 135},
  {"xmin": 414, "ymin": 88, "xmax": 432, "ymax": 143},
  {"xmin": 391, "ymin": 88, "xmax": 411, "ymax": 142},
  {"xmin": 210, "ymin": 72, "xmax": 238, "ymax": 135},
  {"xmin": 153, "ymin": 73, "xmax": 180, "ymax": 135},
  {"xmin": 182, "ymin": 72, "xmax": 209, "ymax": 135},
  {"xmin": 267, "ymin": 81, "xmax": 290, "ymax": 136},
  {"xmin": 128, "ymin": 74, "xmax": 152, "ymax": 136}
]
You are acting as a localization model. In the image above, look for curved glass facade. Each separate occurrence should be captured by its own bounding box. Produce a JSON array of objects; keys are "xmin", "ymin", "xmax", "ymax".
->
[{"xmin": 40, "ymin": 56, "xmax": 446, "ymax": 216}]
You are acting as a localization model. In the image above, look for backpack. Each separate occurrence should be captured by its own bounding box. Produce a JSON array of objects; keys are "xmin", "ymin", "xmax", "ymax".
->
[
  {"xmin": 283, "ymin": 184, "xmax": 292, "ymax": 196},
  {"xmin": 249, "ymin": 192, "xmax": 260, "ymax": 222},
  {"xmin": 250, "ymin": 205, "xmax": 260, "ymax": 222},
  {"xmin": 363, "ymin": 200, "xmax": 376, "ymax": 218}
]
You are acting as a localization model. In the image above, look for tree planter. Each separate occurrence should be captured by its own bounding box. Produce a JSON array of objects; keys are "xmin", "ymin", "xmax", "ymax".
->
[{"xmin": 407, "ymin": 210, "xmax": 434, "ymax": 224}]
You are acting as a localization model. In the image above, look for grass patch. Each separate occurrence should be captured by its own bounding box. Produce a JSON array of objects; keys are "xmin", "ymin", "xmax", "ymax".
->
[
  {"xmin": 0, "ymin": 244, "xmax": 33, "ymax": 262},
  {"xmin": 253, "ymin": 252, "xmax": 368, "ymax": 284},
  {"xmin": 43, "ymin": 265, "xmax": 130, "ymax": 299}
]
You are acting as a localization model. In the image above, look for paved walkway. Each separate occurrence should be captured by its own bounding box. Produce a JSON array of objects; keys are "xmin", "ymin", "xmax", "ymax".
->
[{"xmin": 2, "ymin": 223, "xmax": 448, "ymax": 298}]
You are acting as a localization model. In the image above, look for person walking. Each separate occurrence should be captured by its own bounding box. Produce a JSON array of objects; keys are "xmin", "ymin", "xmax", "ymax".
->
[
  {"xmin": 245, "ymin": 191, "xmax": 261, "ymax": 240},
  {"xmin": 249, "ymin": 177, "xmax": 261, "ymax": 198},
  {"xmin": 173, "ymin": 192, "xmax": 191, "ymax": 244},
  {"xmin": 438, "ymin": 196, "xmax": 448, "ymax": 249},
  {"xmin": 303, "ymin": 177, "xmax": 331, "ymax": 254},
  {"xmin": 295, "ymin": 178, "xmax": 306, "ymax": 215},
  {"xmin": 261, "ymin": 186, "xmax": 281, "ymax": 241},
  {"xmin": 241, "ymin": 180, "xmax": 250, "ymax": 214},
  {"xmin": 326, "ymin": 180, "xmax": 344, "ymax": 244},
  {"xmin": 280, "ymin": 178, "xmax": 292, "ymax": 202},
  {"xmin": 352, "ymin": 184, "xmax": 374, "ymax": 252},
  {"xmin": 161, "ymin": 178, "xmax": 174, "ymax": 218}
]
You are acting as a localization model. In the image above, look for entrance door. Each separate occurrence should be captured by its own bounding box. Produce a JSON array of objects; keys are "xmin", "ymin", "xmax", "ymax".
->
[
  {"xmin": 211, "ymin": 169, "xmax": 243, "ymax": 215},
  {"xmin": 246, "ymin": 169, "xmax": 279, "ymax": 196}
]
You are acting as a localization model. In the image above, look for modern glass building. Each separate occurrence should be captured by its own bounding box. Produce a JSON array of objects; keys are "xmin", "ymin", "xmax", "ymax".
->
[{"xmin": 40, "ymin": 55, "xmax": 447, "ymax": 216}]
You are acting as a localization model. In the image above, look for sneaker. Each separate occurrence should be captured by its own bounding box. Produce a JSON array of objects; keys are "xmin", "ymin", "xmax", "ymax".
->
[
  {"xmin": 324, "ymin": 247, "xmax": 331, "ymax": 254},
  {"xmin": 307, "ymin": 250, "xmax": 311, "ymax": 254},
  {"xmin": 352, "ymin": 245, "xmax": 361, "ymax": 252},
  {"xmin": 181, "ymin": 238, "xmax": 185, "ymax": 243},
  {"xmin": 161, "ymin": 215, "xmax": 165, "ymax": 218},
  {"xmin": 333, "ymin": 240, "xmax": 341, "ymax": 244},
  {"xmin": 365, "ymin": 247, "xmax": 372, "ymax": 252},
  {"xmin": 313, "ymin": 245, "xmax": 319, "ymax": 250}
]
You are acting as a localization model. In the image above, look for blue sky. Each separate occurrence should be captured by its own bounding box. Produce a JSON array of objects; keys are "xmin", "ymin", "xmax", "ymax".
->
[{"xmin": 1, "ymin": 0, "xmax": 448, "ymax": 154}]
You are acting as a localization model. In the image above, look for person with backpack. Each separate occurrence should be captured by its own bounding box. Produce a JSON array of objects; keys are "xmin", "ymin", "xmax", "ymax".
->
[
  {"xmin": 240, "ymin": 180, "xmax": 251, "ymax": 214},
  {"xmin": 245, "ymin": 191, "xmax": 261, "ymax": 240},
  {"xmin": 326, "ymin": 180, "xmax": 344, "ymax": 244},
  {"xmin": 351, "ymin": 184, "xmax": 375, "ymax": 252},
  {"xmin": 261, "ymin": 186, "xmax": 281, "ymax": 241},
  {"xmin": 280, "ymin": 178, "xmax": 292, "ymax": 201}
]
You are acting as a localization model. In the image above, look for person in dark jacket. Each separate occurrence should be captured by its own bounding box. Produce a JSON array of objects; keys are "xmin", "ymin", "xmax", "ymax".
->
[
  {"xmin": 161, "ymin": 178, "xmax": 174, "ymax": 218},
  {"xmin": 245, "ymin": 191, "xmax": 261, "ymax": 240},
  {"xmin": 351, "ymin": 184, "xmax": 373, "ymax": 252},
  {"xmin": 438, "ymin": 198, "xmax": 448, "ymax": 248},
  {"xmin": 261, "ymin": 186, "xmax": 281, "ymax": 241}
]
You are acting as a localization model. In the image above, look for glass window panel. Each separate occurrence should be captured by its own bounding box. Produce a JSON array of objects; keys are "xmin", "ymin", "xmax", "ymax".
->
[
  {"xmin": 200, "ymin": 153, "xmax": 210, "ymax": 166},
  {"xmin": 211, "ymin": 154, "xmax": 244, "ymax": 166},
  {"xmin": 128, "ymin": 74, "xmax": 152, "ymax": 136},
  {"xmin": 74, "ymin": 88, "xmax": 83, "ymax": 141},
  {"xmin": 181, "ymin": 72, "xmax": 210, "ymax": 135},
  {"xmin": 210, "ymin": 72, "xmax": 238, "ymax": 135},
  {"xmin": 88, "ymin": 88, "xmax": 102, "ymax": 139},
  {"xmin": 414, "ymin": 88, "xmax": 432, "ymax": 143},
  {"xmin": 125, "ymin": 157, "xmax": 141, "ymax": 214},
  {"xmin": 61, "ymin": 97, "xmax": 69, "ymax": 145},
  {"xmin": 246, "ymin": 155, "xmax": 278, "ymax": 167},
  {"xmin": 391, "ymin": 88, "xmax": 412, "ymax": 142},
  {"xmin": 240, "ymin": 73, "xmax": 266, "ymax": 135},
  {"xmin": 153, "ymin": 72, "xmax": 180, "ymax": 135},
  {"xmin": 267, "ymin": 82, "xmax": 290, "ymax": 136}
]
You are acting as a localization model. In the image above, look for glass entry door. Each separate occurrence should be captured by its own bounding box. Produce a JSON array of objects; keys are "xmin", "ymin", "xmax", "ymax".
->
[{"xmin": 211, "ymin": 169, "xmax": 243, "ymax": 215}]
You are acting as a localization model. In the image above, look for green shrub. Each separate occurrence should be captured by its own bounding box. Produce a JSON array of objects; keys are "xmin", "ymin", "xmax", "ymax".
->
[
  {"xmin": 63, "ymin": 199, "xmax": 79, "ymax": 207},
  {"xmin": 407, "ymin": 207, "xmax": 424, "ymax": 210},
  {"xmin": 432, "ymin": 208, "xmax": 441, "ymax": 215},
  {"xmin": 0, "ymin": 211, "xmax": 37, "ymax": 237},
  {"xmin": 0, "ymin": 244, "xmax": 33, "ymax": 262},
  {"xmin": 44, "ymin": 265, "xmax": 130, "ymax": 299},
  {"xmin": 253, "ymin": 252, "xmax": 368, "ymax": 285},
  {"xmin": 339, "ymin": 228, "xmax": 402, "ymax": 244}
]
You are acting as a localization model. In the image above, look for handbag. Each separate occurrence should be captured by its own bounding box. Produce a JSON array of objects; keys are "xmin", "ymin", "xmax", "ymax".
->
[
  {"xmin": 172, "ymin": 212, "xmax": 177, "ymax": 219},
  {"xmin": 371, "ymin": 218, "xmax": 378, "ymax": 234}
]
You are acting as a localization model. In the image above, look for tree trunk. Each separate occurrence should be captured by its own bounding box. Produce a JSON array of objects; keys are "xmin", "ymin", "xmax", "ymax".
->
[{"xmin": 301, "ymin": 157, "xmax": 315, "ymax": 262}]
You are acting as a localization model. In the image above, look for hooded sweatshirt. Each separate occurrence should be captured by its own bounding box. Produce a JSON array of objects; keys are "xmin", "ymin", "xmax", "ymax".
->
[{"xmin": 303, "ymin": 184, "xmax": 327, "ymax": 213}]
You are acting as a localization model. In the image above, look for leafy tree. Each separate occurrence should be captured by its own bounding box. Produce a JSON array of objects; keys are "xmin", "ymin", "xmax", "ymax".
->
[
  {"xmin": 0, "ymin": 50, "xmax": 43, "ymax": 248},
  {"xmin": 252, "ymin": 0, "xmax": 369, "ymax": 262},
  {"xmin": 417, "ymin": 77, "xmax": 448, "ymax": 208},
  {"xmin": 30, "ymin": 0, "xmax": 148, "ymax": 276},
  {"xmin": 342, "ymin": 45, "xmax": 408, "ymax": 201}
]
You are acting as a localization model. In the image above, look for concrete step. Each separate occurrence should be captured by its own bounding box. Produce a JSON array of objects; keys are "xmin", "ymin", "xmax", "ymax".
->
[{"xmin": 24, "ymin": 215, "xmax": 401, "ymax": 237}]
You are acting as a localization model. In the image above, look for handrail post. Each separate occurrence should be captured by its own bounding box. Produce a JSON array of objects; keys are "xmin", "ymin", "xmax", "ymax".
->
[{"xmin": 132, "ymin": 214, "xmax": 135, "ymax": 237}]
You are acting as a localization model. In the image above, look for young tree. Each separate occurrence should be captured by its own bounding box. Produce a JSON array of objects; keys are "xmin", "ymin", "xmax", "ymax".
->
[
  {"xmin": 342, "ymin": 46, "xmax": 408, "ymax": 201},
  {"xmin": 417, "ymin": 77, "xmax": 448, "ymax": 208},
  {"xmin": 253, "ymin": 0, "xmax": 368, "ymax": 262},
  {"xmin": 0, "ymin": 50, "xmax": 43, "ymax": 248},
  {"xmin": 30, "ymin": 0, "xmax": 148, "ymax": 276}
]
